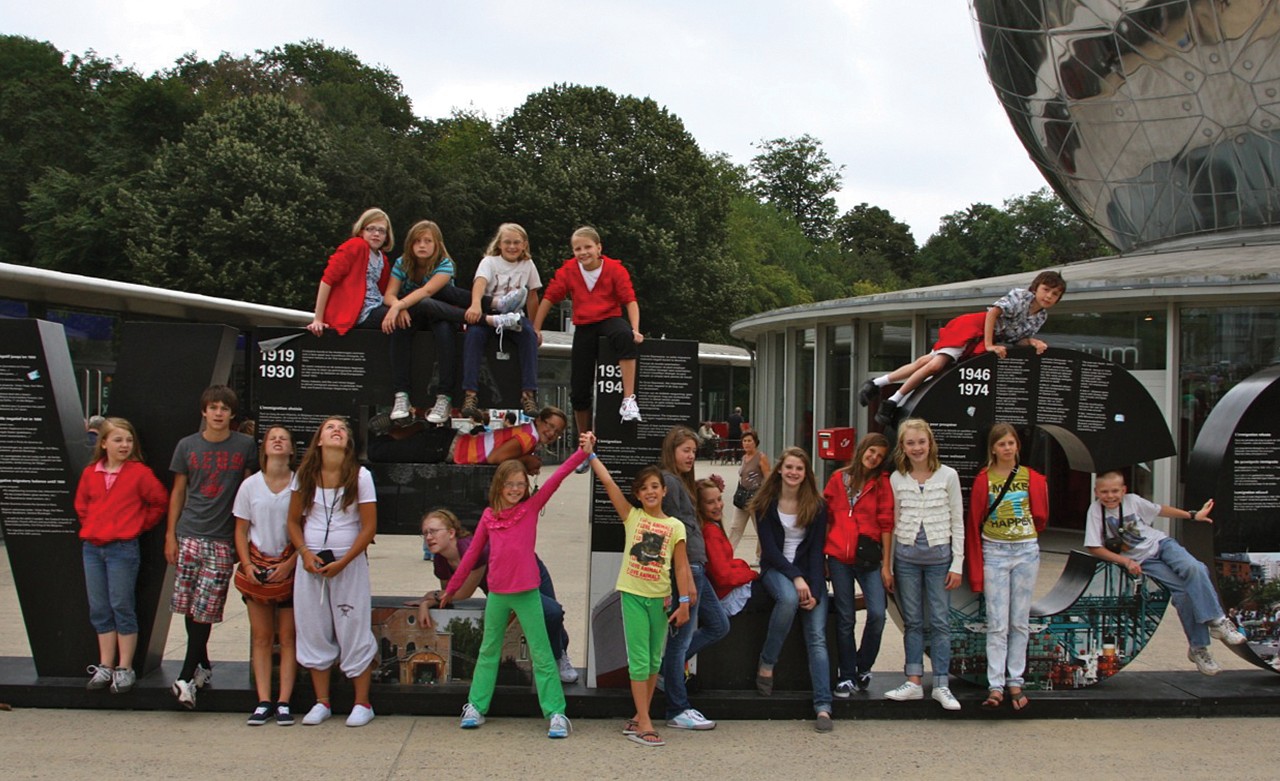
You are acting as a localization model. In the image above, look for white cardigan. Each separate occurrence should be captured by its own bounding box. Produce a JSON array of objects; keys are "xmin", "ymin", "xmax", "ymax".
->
[{"xmin": 889, "ymin": 465, "xmax": 965, "ymax": 575}]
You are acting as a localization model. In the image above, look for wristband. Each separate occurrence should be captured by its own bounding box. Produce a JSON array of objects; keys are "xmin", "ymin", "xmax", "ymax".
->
[
  {"xmin": 589, "ymin": 453, "xmax": 597, "ymax": 461},
  {"xmin": 1187, "ymin": 508, "xmax": 1199, "ymax": 520},
  {"xmin": 678, "ymin": 595, "xmax": 691, "ymax": 604}
]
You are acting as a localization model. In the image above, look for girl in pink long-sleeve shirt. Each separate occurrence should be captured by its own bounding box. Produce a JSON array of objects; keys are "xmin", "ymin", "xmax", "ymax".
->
[{"xmin": 440, "ymin": 446, "xmax": 589, "ymax": 739}]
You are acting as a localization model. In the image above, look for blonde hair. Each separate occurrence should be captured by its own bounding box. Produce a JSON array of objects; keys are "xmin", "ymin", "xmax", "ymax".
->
[
  {"xmin": 352, "ymin": 208, "xmax": 395, "ymax": 254},
  {"xmin": 893, "ymin": 418, "xmax": 940, "ymax": 474},
  {"xmin": 422, "ymin": 507, "xmax": 469, "ymax": 539},
  {"xmin": 571, "ymin": 226, "xmax": 601, "ymax": 245},
  {"xmin": 92, "ymin": 417, "xmax": 144, "ymax": 464},
  {"xmin": 484, "ymin": 222, "xmax": 530, "ymax": 260},
  {"xmin": 401, "ymin": 220, "xmax": 450, "ymax": 285}
]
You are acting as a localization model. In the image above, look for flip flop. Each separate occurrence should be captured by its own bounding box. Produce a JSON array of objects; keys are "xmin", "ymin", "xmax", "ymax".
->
[
  {"xmin": 627, "ymin": 730, "xmax": 665, "ymax": 747},
  {"xmin": 1010, "ymin": 689, "xmax": 1030, "ymax": 712},
  {"xmin": 981, "ymin": 690, "xmax": 1004, "ymax": 709},
  {"xmin": 622, "ymin": 718, "xmax": 639, "ymax": 736}
]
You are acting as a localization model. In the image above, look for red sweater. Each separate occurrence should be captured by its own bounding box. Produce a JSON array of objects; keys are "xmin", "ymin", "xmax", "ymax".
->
[
  {"xmin": 541, "ymin": 255, "xmax": 636, "ymax": 325},
  {"xmin": 822, "ymin": 471, "xmax": 894, "ymax": 564},
  {"xmin": 965, "ymin": 466, "xmax": 1049, "ymax": 592},
  {"xmin": 321, "ymin": 236, "xmax": 391, "ymax": 334},
  {"xmin": 702, "ymin": 520, "xmax": 757, "ymax": 598},
  {"xmin": 74, "ymin": 461, "xmax": 169, "ymax": 545}
]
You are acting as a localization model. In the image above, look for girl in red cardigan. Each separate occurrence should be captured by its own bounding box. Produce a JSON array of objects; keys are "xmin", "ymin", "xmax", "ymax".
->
[
  {"xmin": 822, "ymin": 433, "xmax": 894, "ymax": 696},
  {"xmin": 966, "ymin": 423, "xmax": 1048, "ymax": 712},
  {"xmin": 306, "ymin": 208, "xmax": 394, "ymax": 336},
  {"xmin": 532, "ymin": 226, "xmax": 643, "ymax": 432},
  {"xmin": 74, "ymin": 417, "xmax": 169, "ymax": 694},
  {"xmin": 696, "ymin": 477, "xmax": 757, "ymax": 616}
]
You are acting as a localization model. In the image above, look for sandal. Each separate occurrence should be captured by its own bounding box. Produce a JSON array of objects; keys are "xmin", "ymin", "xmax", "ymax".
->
[
  {"xmin": 622, "ymin": 718, "xmax": 639, "ymax": 736},
  {"xmin": 1009, "ymin": 688, "xmax": 1030, "ymax": 712},
  {"xmin": 626, "ymin": 730, "xmax": 665, "ymax": 747},
  {"xmin": 981, "ymin": 689, "xmax": 1004, "ymax": 709}
]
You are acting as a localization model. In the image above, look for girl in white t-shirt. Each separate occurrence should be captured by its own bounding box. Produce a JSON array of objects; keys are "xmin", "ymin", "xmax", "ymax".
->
[
  {"xmin": 286, "ymin": 417, "xmax": 378, "ymax": 728},
  {"xmin": 232, "ymin": 425, "xmax": 298, "ymax": 726}
]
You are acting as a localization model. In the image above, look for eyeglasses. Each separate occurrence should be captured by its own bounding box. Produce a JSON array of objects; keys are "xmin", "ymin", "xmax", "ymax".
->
[
  {"xmin": 363, "ymin": 225, "xmax": 388, "ymax": 235},
  {"xmin": 503, "ymin": 481, "xmax": 527, "ymax": 490},
  {"xmin": 422, "ymin": 527, "xmax": 449, "ymax": 538}
]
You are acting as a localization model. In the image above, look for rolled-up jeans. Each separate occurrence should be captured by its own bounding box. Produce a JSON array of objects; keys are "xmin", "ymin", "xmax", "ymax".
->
[
  {"xmin": 893, "ymin": 556, "xmax": 952, "ymax": 686},
  {"xmin": 982, "ymin": 539, "xmax": 1039, "ymax": 690}
]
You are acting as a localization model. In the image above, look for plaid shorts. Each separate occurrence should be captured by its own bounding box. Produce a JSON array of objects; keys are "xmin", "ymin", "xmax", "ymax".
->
[{"xmin": 170, "ymin": 536, "xmax": 235, "ymax": 624}]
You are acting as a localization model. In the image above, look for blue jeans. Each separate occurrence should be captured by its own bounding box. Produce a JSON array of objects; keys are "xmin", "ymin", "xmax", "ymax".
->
[
  {"xmin": 462, "ymin": 316, "xmax": 539, "ymax": 393},
  {"xmin": 536, "ymin": 557, "xmax": 569, "ymax": 661},
  {"xmin": 661, "ymin": 564, "xmax": 729, "ymax": 717},
  {"xmin": 828, "ymin": 556, "xmax": 887, "ymax": 682},
  {"xmin": 83, "ymin": 539, "xmax": 141, "ymax": 635},
  {"xmin": 1141, "ymin": 537, "xmax": 1223, "ymax": 648},
  {"xmin": 894, "ymin": 556, "xmax": 952, "ymax": 686},
  {"xmin": 982, "ymin": 540, "xmax": 1039, "ymax": 689},
  {"xmin": 759, "ymin": 568, "xmax": 833, "ymax": 714}
]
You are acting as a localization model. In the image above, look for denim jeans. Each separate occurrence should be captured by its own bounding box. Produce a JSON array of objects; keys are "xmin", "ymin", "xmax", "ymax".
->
[
  {"xmin": 982, "ymin": 540, "xmax": 1039, "ymax": 689},
  {"xmin": 389, "ymin": 296, "xmax": 465, "ymax": 396},
  {"xmin": 1141, "ymin": 537, "xmax": 1223, "ymax": 648},
  {"xmin": 759, "ymin": 568, "xmax": 833, "ymax": 714},
  {"xmin": 828, "ymin": 556, "xmax": 887, "ymax": 682},
  {"xmin": 537, "ymin": 557, "xmax": 569, "ymax": 661},
  {"xmin": 894, "ymin": 555, "xmax": 952, "ymax": 685},
  {"xmin": 661, "ymin": 564, "xmax": 729, "ymax": 717},
  {"xmin": 83, "ymin": 539, "xmax": 141, "ymax": 635},
  {"xmin": 462, "ymin": 315, "xmax": 539, "ymax": 393}
]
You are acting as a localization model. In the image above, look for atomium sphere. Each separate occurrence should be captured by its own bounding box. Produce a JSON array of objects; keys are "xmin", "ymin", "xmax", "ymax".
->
[{"xmin": 972, "ymin": 0, "xmax": 1280, "ymax": 251}]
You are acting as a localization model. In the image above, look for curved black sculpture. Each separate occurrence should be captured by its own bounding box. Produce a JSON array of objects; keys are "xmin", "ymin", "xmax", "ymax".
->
[{"xmin": 1186, "ymin": 365, "xmax": 1280, "ymax": 673}]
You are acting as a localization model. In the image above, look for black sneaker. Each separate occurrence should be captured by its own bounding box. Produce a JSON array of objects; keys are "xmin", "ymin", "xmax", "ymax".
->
[
  {"xmin": 275, "ymin": 702, "xmax": 295, "ymax": 726},
  {"xmin": 856, "ymin": 672, "xmax": 872, "ymax": 692},
  {"xmin": 874, "ymin": 398, "xmax": 899, "ymax": 427},
  {"xmin": 858, "ymin": 379, "xmax": 879, "ymax": 407},
  {"xmin": 368, "ymin": 412, "xmax": 392, "ymax": 437},
  {"xmin": 247, "ymin": 701, "xmax": 272, "ymax": 727}
]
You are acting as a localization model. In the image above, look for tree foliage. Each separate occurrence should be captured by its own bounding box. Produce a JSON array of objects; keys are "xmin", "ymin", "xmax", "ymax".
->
[{"xmin": 749, "ymin": 134, "xmax": 843, "ymax": 242}]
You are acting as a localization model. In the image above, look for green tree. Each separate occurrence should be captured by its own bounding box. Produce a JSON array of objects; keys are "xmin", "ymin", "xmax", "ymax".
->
[
  {"xmin": 830, "ymin": 203, "xmax": 916, "ymax": 288},
  {"xmin": 749, "ymin": 134, "xmax": 843, "ymax": 242},
  {"xmin": 125, "ymin": 95, "xmax": 341, "ymax": 308}
]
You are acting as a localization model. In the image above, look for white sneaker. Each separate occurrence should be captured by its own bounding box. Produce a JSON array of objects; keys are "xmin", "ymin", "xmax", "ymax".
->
[
  {"xmin": 171, "ymin": 679, "xmax": 197, "ymax": 709},
  {"xmin": 459, "ymin": 702, "xmax": 484, "ymax": 729},
  {"xmin": 666, "ymin": 708, "xmax": 716, "ymax": 730},
  {"xmin": 192, "ymin": 664, "xmax": 213, "ymax": 689},
  {"xmin": 884, "ymin": 680, "xmax": 923, "ymax": 701},
  {"xmin": 620, "ymin": 395, "xmax": 642, "ymax": 422},
  {"xmin": 391, "ymin": 392, "xmax": 411, "ymax": 421},
  {"xmin": 1209, "ymin": 618, "xmax": 1247, "ymax": 646},
  {"xmin": 494, "ymin": 287, "xmax": 527, "ymax": 315},
  {"xmin": 1188, "ymin": 646, "xmax": 1221, "ymax": 676},
  {"xmin": 110, "ymin": 667, "xmax": 136, "ymax": 694},
  {"xmin": 86, "ymin": 664, "xmax": 113, "ymax": 691},
  {"xmin": 491, "ymin": 312, "xmax": 523, "ymax": 333},
  {"xmin": 547, "ymin": 713, "xmax": 571, "ymax": 738},
  {"xmin": 932, "ymin": 686, "xmax": 961, "ymax": 711},
  {"xmin": 302, "ymin": 702, "xmax": 332, "ymax": 725},
  {"xmin": 346, "ymin": 704, "xmax": 375, "ymax": 727},
  {"xmin": 558, "ymin": 653, "xmax": 579, "ymax": 684},
  {"xmin": 426, "ymin": 394, "xmax": 451, "ymax": 424}
]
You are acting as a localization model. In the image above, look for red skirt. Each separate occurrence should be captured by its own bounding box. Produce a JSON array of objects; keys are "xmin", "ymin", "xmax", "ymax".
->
[{"xmin": 932, "ymin": 311, "xmax": 987, "ymax": 358}]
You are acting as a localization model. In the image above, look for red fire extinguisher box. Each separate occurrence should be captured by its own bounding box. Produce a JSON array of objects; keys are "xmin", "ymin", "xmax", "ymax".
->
[{"xmin": 817, "ymin": 427, "xmax": 856, "ymax": 461}]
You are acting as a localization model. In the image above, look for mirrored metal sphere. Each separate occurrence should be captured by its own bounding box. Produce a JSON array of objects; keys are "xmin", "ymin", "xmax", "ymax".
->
[{"xmin": 972, "ymin": 0, "xmax": 1280, "ymax": 250}]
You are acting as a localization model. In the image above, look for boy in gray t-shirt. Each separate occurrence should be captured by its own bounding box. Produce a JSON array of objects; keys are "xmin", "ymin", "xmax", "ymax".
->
[
  {"xmin": 164, "ymin": 385, "xmax": 256, "ymax": 709},
  {"xmin": 1084, "ymin": 471, "xmax": 1244, "ymax": 675}
]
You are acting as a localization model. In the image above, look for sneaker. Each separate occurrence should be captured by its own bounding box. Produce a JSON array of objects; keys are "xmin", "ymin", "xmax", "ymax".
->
[
  {"xmin": 874, "ymin": 398, "xmax": 899, "ymax": 427},
  {"xmin": 558, "ymin": 653, "xmax": 579, "ymax": 684},
  {"xmin": 620, "ymin": 395, "xmax": 642, "ymax": 423},
  {"xmin": 193, "ymin": 664, "xmax": 213, "ymax": 689},
  {"xmin": 858, "ymin": 379, "xmax": 880, "ymax": 407},
  {"xmin": 666, "ymin": 708, "xmax": 716, "ymax": 730},
  {"xmin": 460, "ymin": 391, "xmax": 481, "ymax": 420},
  {"xmin": 275, "ymin": 702, "xmax": 295, "ymax": 726},
  {"xmin": 834, "ymin": 679, "xmax": 856, "ymax": 699},
  {"xmin": 390, "ymin": 392, "xmax": 411, "ymax": 421},
  {"xmin": 460, "ymin": 702, "xmax": 485, "ymax": 729},
  {"xmin": 494, "ymin": 287, "xmax": 528, "ymax": 315},
  {"xmin": 368, "ymin": 412, "xmax": 392, "ymax": 437},
  {"xmin": 1209, "ymin": 617, "xmax": 1247, "ymax": 646},
  {"xmin": 172, "ymin": 679, "xmax": 197, "ymax": 710},
  {"xmin": 814, "ymin": 712, "xmax": 834, "ymax": 733},
  {"xmin": 1188, "ymin": 646, "xmax": 1221, "ymax": 675},
  {"xmin": 86, "ymin": 664, "xmax": 113, "ymax": 691},
  {"xmin": 491, "ymin": 312, "xmax": 523, "ymax": 333},
  {"xmin": 884, "ymin": 680, "xmax": 923, "ymax": 701},
  {"xmin": 520, "ymin": 390, "xmax": 539, "ymax": 417},
  {"xmin": 932, "ymin": 686, "xmax": 961, "ymax": 711},
  {"xmin": 426, "ymin": 394, "xmax": 451, "ymax": 424},
  {"xmin": 856, "ymin": 671, "xmax": 873, "ymax": 692},
  {"xmin": 247, "ymin": 701, "xmax": 272, "ymax": 727},
  {"xmin": 547, "ymin": 713, "xmax": 571, "ymax": 739},
  {"xmin": 346, "ymin": 704, "xmax": 375, "ymax": 727},
  {"xmin": 110, "ymin": 667, "xmax": 136, "ymax": 694},
  {"xmin": 302, "ymin": 702, "xmax": 331, "ymax": 725}
]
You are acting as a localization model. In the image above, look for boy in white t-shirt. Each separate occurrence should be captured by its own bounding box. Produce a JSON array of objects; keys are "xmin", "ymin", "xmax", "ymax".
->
[{"xmin": 1084, "ymin": 471, "xmax": 1245, "ymax": 675}]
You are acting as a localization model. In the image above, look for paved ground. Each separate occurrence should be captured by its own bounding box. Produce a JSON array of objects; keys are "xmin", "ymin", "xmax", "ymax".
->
[{"xmin": 3, "ymin": 460, "xmax": 1279, "ymax": 778}]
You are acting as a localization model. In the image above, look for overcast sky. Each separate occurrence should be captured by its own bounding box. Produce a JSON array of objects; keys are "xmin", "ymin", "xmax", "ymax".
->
[{"xmin": 5, "ymin": 0, "xmax": 1051, "ymax": 244}]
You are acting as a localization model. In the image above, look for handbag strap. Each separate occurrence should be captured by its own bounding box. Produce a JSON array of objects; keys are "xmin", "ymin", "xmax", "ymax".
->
[{"xmin": 986, "ymin": 464, "xmax": 1019, "ymax": 519}]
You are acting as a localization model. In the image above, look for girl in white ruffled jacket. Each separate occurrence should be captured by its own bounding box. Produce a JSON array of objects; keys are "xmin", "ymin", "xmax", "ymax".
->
[{"xmin": 882, "ymin": 418, "xmax": 965, "ymax": 711}]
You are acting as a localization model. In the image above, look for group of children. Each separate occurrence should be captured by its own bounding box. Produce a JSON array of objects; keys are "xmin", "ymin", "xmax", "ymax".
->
[{"xmin": 307, "ymin": 210, "xmax": 644, "ymax": 430}]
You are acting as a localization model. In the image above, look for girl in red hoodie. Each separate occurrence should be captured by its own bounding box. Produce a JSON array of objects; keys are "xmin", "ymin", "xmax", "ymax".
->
[
  {"xmin": 822, "ymin": 432, "xmax": 894, "ymax": 697},
  {"xmin": 696, "ymin": 477, "xmax": 757, "ymax": 616},
  {"xmin": 305, "ymin": 208, "xmax": 394, "ymax": 336},
  {"xmin": 74, "ymin": 417, "xmax": 168, "ymax": 694}
]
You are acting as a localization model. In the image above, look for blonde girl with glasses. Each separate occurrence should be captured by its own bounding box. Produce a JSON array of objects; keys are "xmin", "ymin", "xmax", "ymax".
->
[{"xmin": 306, "ymin": 208, "xmax": 395, "ymax": 336}]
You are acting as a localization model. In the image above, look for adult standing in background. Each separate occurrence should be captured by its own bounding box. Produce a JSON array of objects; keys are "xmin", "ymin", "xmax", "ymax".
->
[{"xmin": 727, "ymin": 407, "xmax": 744, "ymax": 445}]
